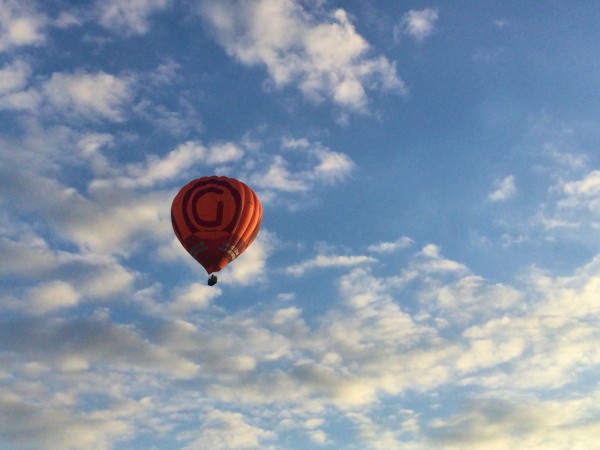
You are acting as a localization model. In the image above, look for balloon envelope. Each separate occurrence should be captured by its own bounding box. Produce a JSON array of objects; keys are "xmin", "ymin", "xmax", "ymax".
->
[{"xmin": 171, "ymin": 176, "xmax": 262, "ymax": 274}]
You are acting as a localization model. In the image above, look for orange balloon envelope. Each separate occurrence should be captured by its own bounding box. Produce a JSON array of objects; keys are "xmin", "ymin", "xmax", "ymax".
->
[{"xmin": 171, "ymin": 176, "xmax": 262, "ymax": 276}]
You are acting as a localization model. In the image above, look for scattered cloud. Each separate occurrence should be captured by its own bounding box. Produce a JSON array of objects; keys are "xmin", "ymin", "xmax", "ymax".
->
[
  {"xmin": 225, "ymin": 231, "xmax": 273, "ymax": 285},
  {"xmin": 96, "ymin": 0, "xmax": 170, "ymax": 35},
  {"xmin": 538, "ymin": 169, "xmax": 600, "ymax": 231},
  {"xmin": 200, "ymin": 0, "xmax": 405, "ymax": 111},
  {"xmin": 427, "ymin": 397, "xmax": 600, "ymax": 450},
  {"xmin": 90, "ymin": 140, "xmax": 245, "ymax": 189},
  {"xmin": 253, "ymin": 154, "xmax": 311, "ymax": 192},
  {"xmin": 395, "ymin": 8, "xmax": 439, "ymax": 42},
  {"xmin": 251, "ymin": 139, "xmax": 355, "ymax": 193},
  {"xmin": 0, "ymin": 59, "xmax": 30, "ymax": 94},
  {"xmin": 0, "ymin": 390, "xmax": 130, "ymax": 450},
  {"xmin": 28, "ymin": 280, "xmax": 80, "ymax": 314},
  {"xmin": 559, "ymin": 170, "xmax": 600, "ymax": 211},
  {"xmin": 53, "ymin": 11, "xmax": 83, "ymax": 29},
  {"xmin": 0, "ymin": 68, "xmax": 134, "ymax": 121},
  {"xmin": 494, "ymin": 19, "xmax": 509, "ymax": 29},
  {"xmin": 489, "ymin": 175, "xmax": 517, "ymax": 201},
  {"xmin": 287, "ymin": 254, "xmax": 377, "ymax": 276},
  {"xmin": 0, "ymin": 0, "xmax": 46, "ymax": 52},
  {"xmin": 181, "ymin": 410, "xmax": 275, "ymax": 450},
  {"xmin": 42, "ymin": 71, "xmax": 133, "ymax": 121},
  {"xmin": 368, "ymin": 236, "xmax": 413, "ymax": 253},
  {"xmin": 417, "ymin": 244, "xmax": 470, "ymax": 274}
]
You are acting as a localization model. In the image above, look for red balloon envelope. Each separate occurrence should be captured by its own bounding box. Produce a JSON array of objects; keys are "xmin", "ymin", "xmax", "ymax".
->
[{"xmin": 171, "ymin": 176, "xmax": 262, "ymax": 275}]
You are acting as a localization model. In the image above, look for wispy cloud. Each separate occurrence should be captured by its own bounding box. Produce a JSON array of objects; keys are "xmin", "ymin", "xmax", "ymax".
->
[
  {"xmin": 95, "ymin": 0, "xmax": 170, "ymax": 35},
  {"xmin": 417, "ymin": 244, "xmax": 470, "ymax": 274},
  {"xmin": 0, "ymin": 0, "xmax": 46, "ymax": 51},
  {"xmin": 43, "ymin": 71, "xmax": 133, "ymax": 121},
  {"xmin": 489, "ymin": 175, "xmax": 517, "ymax": 201},
  {"xmin": 0, "ymin": 390, "xmax": 130, "ymax": 450},
  {"xmin": 0, "ymin": 67, "xmax": 134, "ymax": 121},
  {"xmin": 181, "ymin": 410, "xmax": 275, "ymax": 450},
  {"xmin": 0, "ymin": 59, "xmax": 30, "ymax": 94},
  {"xmin": 560, "ymin": 170, "xmax": 600, "ymax": 209},
  {"xmin": 427, "ymin": 396, "xmax": 600, "ymax": 449},
  {"xmin": 286, "ymin": 254, "xmax": 377, "ymax": 276},
  {"xmin": 251, "ymin": 139, "xmax": 355, "ymax": 194},
  {"xmin": 538, "ymin": 170, "xmax": 600, "ymax": 231},
  {"xmin": 368, "ymin": 236, "xmax": 413, "ymax": 253},
  {"xmin": 90, "ymin": 140, "xmax": 245, "ymax": 189},
  {"xmin": 395, "ymin": 8, "xmax": 439, "ymax": 42}
]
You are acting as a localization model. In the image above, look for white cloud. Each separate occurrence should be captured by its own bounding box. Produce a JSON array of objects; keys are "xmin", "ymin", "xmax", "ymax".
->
[
  {"xmin": 42, "ymin": 71, "xmax": 133, "ymax": 121},
  {"xmin": 252, "ymin": 154, "xmax": 311, "ymax": 192},
  {"xmin": 0, "ymin": 233, "xmax": 135, "ymax": 302},
  {"xmin": 182, "ymin": 410, "xmax": 275, "ymax": 450},
  {"xmin": 560, "ymin": 170, "xmax": 600, "ymax": 209},
  {"xmin": 494, "ymin": 19, "xmax": 509, "ymax": 29},
  {"xmin": 0, "ymin": 59, "xmax": 40, "ymax": 111},
  {"xmin": 169, "ymin": 283, "xmax": 221, "ymax": 313},
  {"xmin": 133, "ymin": 284, "xmax": 222, "ymax": 319},
  {"xmin": 6, "ymin": 164, "xmax": 172, "ymax": 255},
  {"xmin": 427, "ymin": 397, "xmax": 600, "ymax": 450},
  {"xmin": 0, "ymin": 69, "xmax": 134, "ymax": 120},
  {"xmin": 539, "ymin": 169, "xmax": 600, "ymax": 231},
  {"xmin": 0, "ymin": 88, "xmax": 39, "ymax": 111},
  {"xmin": 308, "ymin": 428, "xmax": 327, "ymax": 444},
  {"xmin": 96, "ymin": 0, "xmax": 170, "ymax": 35},
  {"xmin": 122, "ymin": 141, "xmax": 209, "ymax": 187},
  {"xmin": 395, "ymin": 8, "xmax": 439, "ymax": 42},
  {"xmin": 200, "ymin": 0, "xmax": 405, "ymax": 111},
  {"xmin": 489, "ymin": 175, "xmax": 517, "ymax": 201},
  {"xmin": 313, "ymin": 148, "xmax": 354, "ymax": 182},
  {"xmin": 456, "ymin": 258, "xmax": 600, "ymax": 392},
  {"xmin": 0, "ymin": 314, "xmax": 201, "ymax": 379},
  {"xmin": 287, "ymin": 254, "xmax": 377, "ymax": 276},
  {"xmin": 53, "ymin": 11, "xmax": 83, "ymax": 29},
  {"xmin": 28, "ymin": 280, "xmax": 80, "ymax": 314},
  {"xmin": 91, "ymin": 140, "xmax": 244, "ymax": 189},
  {"xmin": 0, "ymin": 391, "xmax": 130, "ymax": 450},
  {"xmin": 77, "ymin": 133, "xmax": 114, "ymax": 176},
  {"xmin": 368, "ymin": 236, "xmax": 413, "ymax": 253},
  {"xmin": 1, "ymin": 167, "xmax": 171, "ymax": 259},
  {"xmin": 205, "ymin": 142, "xmax": 245, "ymax": 165},
  {"xmin": 417, "ymin": 244, "xmax": 469, "ymax": 274},
  {"xmin": 225, "ymin": 231, "xmax": 272, "ymax": 285},
  {"xmin": 251, "ymin": 139, "xmax": 354, "ymax": 194},
  {"xmin": 0, "ymin": 234, "xmax": 66, "ymax": 278},
  {"xmin": 430, "ymin": 275, "xmax": 522, "ymax": 326},
  {"xmin": 0, "ymin": 0, "xmax": 46, "ymax": 52},
  {"xmin": 2, "ymin": 69, "xmax": 133, "ymax": 118},
  {"xmin": 148, "ymin": 59, "xmax": 181, "ymax": 85},
  {"xmin": 79, "ymin": 262, "xmax": 136, "ymax": 299},
  {"xmin": 0, "ymin": 59, "xmax": 30, "ymax": 94}
]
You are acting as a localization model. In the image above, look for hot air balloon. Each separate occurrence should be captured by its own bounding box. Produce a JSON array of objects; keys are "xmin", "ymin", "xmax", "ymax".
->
[{"xmin": 171, "ymin": 176, "xmax": 262, "ymax": 285}]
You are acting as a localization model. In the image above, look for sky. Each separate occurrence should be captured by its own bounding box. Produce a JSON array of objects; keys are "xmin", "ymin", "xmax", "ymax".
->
[{"xmin": 2, "ymin": 0, "xmax": 600, "ymax": 449}]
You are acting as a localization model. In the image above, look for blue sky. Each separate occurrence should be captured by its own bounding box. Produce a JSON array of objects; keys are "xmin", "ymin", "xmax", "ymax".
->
[{"xmin": 2, "ymin": 0, "xmax": 600, "ymax": 448}]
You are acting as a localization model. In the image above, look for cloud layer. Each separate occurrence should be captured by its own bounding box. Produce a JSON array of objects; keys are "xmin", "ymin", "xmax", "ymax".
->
[{"xmin": 3, "ymin": 242, "xmax": 600, "ymax": 448}]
